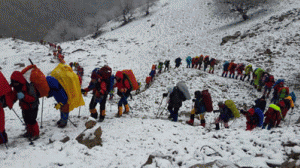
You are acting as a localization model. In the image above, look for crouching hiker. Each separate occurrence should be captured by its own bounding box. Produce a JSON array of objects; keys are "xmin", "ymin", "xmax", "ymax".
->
[
  {"xmin": 10, "ymin": 71, "xmax": 40, "ymax": 140},
  {"xmin": 163, "ymin": 81, "xmax": 190, "ymax": 122},
  {"xmin": 240, "ymin": 108, "xmax": 264, "ymax": 131},
  {"xmin": 46, "ymin": 76, "xmax": 69, "ymax": 128},
  {"xmin": 186, "ymin": 90, "xmax": 213, "ymax": 127}
]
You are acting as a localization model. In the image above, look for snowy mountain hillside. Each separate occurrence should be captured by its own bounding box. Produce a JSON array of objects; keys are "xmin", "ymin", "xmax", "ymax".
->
[{"xmin": 1, "ymin": 0, "xmax": 300, "ymax": 167}]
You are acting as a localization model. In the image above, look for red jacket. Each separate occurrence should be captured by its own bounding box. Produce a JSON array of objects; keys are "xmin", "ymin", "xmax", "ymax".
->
[
  {"xmin": 264, "ymin": 107, "xmax": 281, "ymax": 124},
  {"xmin": 114, "ymin": 71, "xmax": 131, "ymax": 97},
  {"xmin": 11, "ymin": 71, "xmax": 37, "ymax": 110}
]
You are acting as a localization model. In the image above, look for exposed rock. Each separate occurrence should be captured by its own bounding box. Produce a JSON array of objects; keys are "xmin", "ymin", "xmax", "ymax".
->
[
  {"xmin": 72, "ymin": 49, "xmax": 86, "ymax": 53},
  {"xmin": 76, "ymin": 126, "xmax": 102, "ymax": 149},
  {"xmin": 85, "ymin": 120, "xmax": 96, "ymax": 129},
  {"xmin": 190, "ymin": 160, "xmax": 240, "ymax": 168},
  {"xmin": 264, "ymin": 49, "xmax": 272, "ymax": 55},
  {"xmin": 60, "ymin": 136, "xmax": 70, "ymax": 143},
  {"xmin": 220, "ymin": 31, "xmax": 241, "ymax": 45},
  {"xmin": 280, "ymin": 160, "xmax": 300, "ymax": 168}
]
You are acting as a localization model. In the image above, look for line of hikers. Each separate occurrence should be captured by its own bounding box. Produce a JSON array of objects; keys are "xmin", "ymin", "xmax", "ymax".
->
[
  {"xmin": 186, "ymin": 55, "xmax": 217, "ymax": 73},
  {"xmin": 0, "ymin": 60, "xmax": 140, "ymax": 145},
  {"xmin": 161, "ymin": 81, "xmax": 296, "ymax": 131},
  {"xmin": 146, "ymin": 60, "xmax": 170, "ymax": 88}
]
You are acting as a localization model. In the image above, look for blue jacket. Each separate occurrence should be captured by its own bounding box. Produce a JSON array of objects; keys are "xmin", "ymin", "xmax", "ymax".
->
[
  {"xmin": 254, "ymin": 108, "xmax": 264, "ymax": 127},
  {"xmin": 186, "ymin": 56, "xmax": 192, "ymax": 64},
  {"xmin": 219, "ymin": 105, "xmax": 234, "ymax": 122},
  {"xmin": 223, "ymin": 61, "xmax": 229, "ymax": 71},
  {"xmin": 46, "ymin": 76, "xmax": 68, "ymax": 105}
]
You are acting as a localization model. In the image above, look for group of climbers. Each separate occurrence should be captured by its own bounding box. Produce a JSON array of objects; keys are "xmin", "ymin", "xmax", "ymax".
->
[
  {"xmin": 145, "ymin": 60, "xmax": 170, "ymax": 88},
  {"xmin": 186, "ymin": 55, "xmax": 217, "ymax": 73}
]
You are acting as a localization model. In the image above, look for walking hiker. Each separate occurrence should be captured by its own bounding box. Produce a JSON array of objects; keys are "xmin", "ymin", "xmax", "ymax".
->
[
  {"xmin": 235, "ymin": 63, "xmax": 245, "ymax": 80},
  {"xmin": 240, "ymin": 107, "xmax": 264, "ymax": 131},
  {"xmin": 253, "ymin": 68, "xmax": 265, "ymax": 91},
  {"xmin": 191, "ymin": 57, "xmax": 195, "ymax": 68},
  {"xmin": 194, "ymin": 56, "xmax": 199, "ymax": 69},
  {"xmin": 208, "ymin": 58, "xmax": 217, "ymax": 74},
  {"xmin": 198, "ymin": 55, "xmax": 204, "ymax": 70},
  {"xmin": 114, "ymin": 71, "xmax": 132, "ymax": 117},
  {"xmin": 10, "ymin": 71, "xmax": 40, "ymax": 140},
  {"xmin": 262, "ymin": 104, "xmax": 282, "ymax": 130},
  {"xmin": 175, "ymin": 57, "xmax": 182, "ymax": 68},
  {"xmin": 203, "ymin": 55, "xmax": 210, "ymax": 71},
  {"xmin": 162, "ymin": 82, "xmax": 190, "ymax": 122},
  {"xmin": 0, "ymin": 72, "xmax": 14, "ymax": 144},
  {"xmin": 46, "ymin": 76, "xmax": 70, "ymax": 128},
  {"xmin": 262, "ymin": 74, "xmax": 275, "ymax": 98},
  {"xmin": 81, "ymin": 66, "xmax": 112, "ymax": 122},
  {"xmin": 253, "ymin": 96, "xmax": 267, "ymax": 112},
  {"xmin": 186, "ymin": 90, "xmax": 213, "ymax": 127},
  {"xmin": 158, "ymin": 62, "xmax": 164, "ymax": 73},
  {"xmin": 243, "ymin": 64, "xmax": 253, "ymax": 81},
  {"xmin": 222, "ymin": 61, "xmax": 230, "ymax": 77},
  {"xmin": 228, "ymin": 61, "xmax": 237, "ymax": 78},
  {"xmin": 271, "ymin": 79, "xmax": 284, "ymax": 103},
  {"xmin": 186, "ymin": 56, "xmax": 192, "ymax": 68},
  {"xmin": 164, "ymin": 60, "xmax": 170, "ymax": 71}
]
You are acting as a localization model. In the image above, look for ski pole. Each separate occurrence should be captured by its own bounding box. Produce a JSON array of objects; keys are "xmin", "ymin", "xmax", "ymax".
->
[
  {"xmin": 68, "ymin": 118, "xmax": 77, "ymax": 127},
  {"xmin": 40, "ymin": 97, "xmax": 44, "ymax": 128},
  {"xmin": 288, "ymin": 108, "xmax": 294, "ymax": 127},
  {"xmin": 157, "ymin": 102, "xmax": 168, "ymax": 118},
  {"xmin": 78, "ymin": 106, "xmax": 81, "ymax": 118},
  {"xmin": 12, "ymin": 108, "xmax": 24, "ymax": 125}
]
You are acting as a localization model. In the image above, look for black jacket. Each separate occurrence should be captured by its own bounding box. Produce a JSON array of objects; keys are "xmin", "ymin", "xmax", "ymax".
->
[{"xmin": 169, "ymin": 87, "xmax": 185, "ymax": 108}]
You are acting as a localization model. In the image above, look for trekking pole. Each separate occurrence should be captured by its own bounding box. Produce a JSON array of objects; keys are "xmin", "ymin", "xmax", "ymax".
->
[
  {"xmin": 156, "ymin": 97, "xmax": 164, "ymax": 117},
  {"xmin": 68, "ymin": 118, "xmax": 77, "ymax": 127},
  {"xmin": 78, "ymin": 106, "xmax": 81, "ymax": 118},
  {"xmin": 11, "ymin": 108, "xmax": 24, "ymax": 125},
  {"xmin": 40, "ymin": 97, "xmax": 44, "ymax": 128},
  {"xmin": 288, "ymin": 108, "xmax": 294, "ymax": 127},
  {"xmin": 157, "ymin": 103, "xmax": 168, "ymax": 118}
]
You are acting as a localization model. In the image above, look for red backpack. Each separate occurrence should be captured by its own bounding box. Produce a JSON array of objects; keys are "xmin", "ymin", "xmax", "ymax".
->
[{"xmin": 202, "ymin": 90, "xmax": 213, "ymax": 112}]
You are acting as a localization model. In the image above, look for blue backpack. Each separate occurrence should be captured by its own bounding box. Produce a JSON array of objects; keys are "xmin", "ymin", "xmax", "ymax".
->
[
  {"xmin": 273, "ymin": 79, "xmax": 284, "ymax": 88},
  {"xmin": 290, "ymin": 92, "xmax": 297, "ymax": 103},
  {"xmin": 254, "ymin": 108, "xmax": 264, "ymax": 127}
]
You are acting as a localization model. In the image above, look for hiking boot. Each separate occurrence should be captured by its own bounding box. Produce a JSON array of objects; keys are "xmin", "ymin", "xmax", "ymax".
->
[
  {"xmin": 56, "ymin": 119, "xmax": 62, "ymax": 125},
  {"xmin": 91, "ymin": 113, "xmax": 98, "ymax": 120},
  {"xmin": 30, "ymin": 135, "xmax": 40, "ymax": 141},
  {"xmin": 99, "ymin": 115, "xmax": 105, "ymax": 122},
  {"xmin": 200, "ymin": 120, "xmax": 206, "ymax": 127},
  {"xmin": 186, "ymin": 119, "xmax": 194, "ymax": 126},
  {"xmin": 58, "ymin": 121, "xmax": 67, "ymax": 128}
]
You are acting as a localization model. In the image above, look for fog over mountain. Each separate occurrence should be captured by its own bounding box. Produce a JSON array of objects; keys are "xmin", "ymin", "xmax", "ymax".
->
[{"xmin": 0, "ymin": 0, "xmax": 116, "ymax": 42}]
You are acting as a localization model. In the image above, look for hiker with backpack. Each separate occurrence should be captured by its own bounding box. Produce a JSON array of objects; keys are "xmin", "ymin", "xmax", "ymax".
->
[
  {"xmin": 277, "ymin": 86, "xmax": 289, "ymax": 102},
  {"xmin": 262, "ymin": 74, "xmax": 275, "ymax": 98},
  {"xmin": 203, "ymin": 55, "xmax": 210, "ymax": 71},
  {"xmin": 271, "ymin": 79, "xmax": 284, "ymax": 103},
  {"xmin": 10, "ymin": 71, "xmax": 40, "ymax": 140},
  {"xmin": 214, "ymin": 101, "xmax": 234, "ymax": 130},
  {"xmin": 191, "ymin": 57, "xmax": 196, "ymax": 68},
  {"xmin": 254, "ymin": 96, "xmax": 267, "ymax": 112},
  {"xmin": 194, "ymin": 56, "xmax": 200, "ymax": 69},
  {"xmin": 276, "ymin": 93, "xmax": 296, "ymax": 127},
  {"xmin": 262, "ymin": 104, "xmax": 282, "ymax": 130},
  {"xmin": 240, "ymin": 107, "xmax": 264, "ymax": 131},
  {"xmin": 81, "ymin": 66, "xmax": 113, "ymax": 122},
  {"xmin": 243, "ymin": 64, "xmax": 253, "ymax": 81},
  {"xmin": 149, "ymin": 68, "xmax": 156, "ymax": 82},
  {"xmin": 186, "ymin": 90, "xmax": 213, "ymax": 127},
  {"xmin": 228, "ymin": 61, "xmax": 237, "ymax": 78},
  {"xmin": 114, "ymin": 71, "xmax": 133, "ymax": 117},
  {"xmin": 162, "ymin": 81, "xmax": 190, "ymax": 122},
  {"xmin": 0, "ymin": 72, "xmax": 14, "ymax": 145},
  {"xmin": 186, "ymin": 56, "xmax": 192, "ymax": 68},
  {"xmin": 198, "ymin": 55, "xmax": 204, "ymax": 70},
  {"xmin": 46, "ymin": 76, "xmax": 70, "ymax": 128},
  {"xmin": 158, "ymin": 62, "xmax": 164, "ymax": 73},
  {"xmin": 222, "ymin": 61, "xmax": 230, "ymax": 77},
  {"xmin": 235, "ymin": 63, "xmax": 245, "ymax": 80},
  {"xmin": 175, "ymin": 57, "xmax": 182, "ymax": 68},
  {"xmin": 253, "ymin": 68, "xmax": 265, "ymax": 91},
  {"xmin": 208, "ymin": 58, "xmax": 217, "ymax": 74},
  {"xmin": 164, "ymin": 60, "xmax": 170, "ymax": 71}
]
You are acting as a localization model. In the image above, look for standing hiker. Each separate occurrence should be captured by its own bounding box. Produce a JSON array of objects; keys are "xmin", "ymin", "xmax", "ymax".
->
[
  {"xmin": 164, "ymin": 60, "xmax": 170, "ymax": 71},
  {"xmin": 186, "ymin": 56, "xmax": 192, "ymax": 68},
  {"xmin": 114, "ymin": 71, "xmax": 132, "ymax": 117},
  {"xmin": 203, "ymin": 55, "xmax": 210, "ymax": 71},
  {"xmin": 158, "ymin": 62, "xmax": 164, "ymax": 73},
  {"xmin": 262, "ymin": 74, "xmax": 275, "ymax": 98},
  {"xmin": 235, "ymin": 63, "xmax": 245, "ymax": 80},
  {"xmin": 10, "ymin": 71, "xmax": 40, "ymax": 140},
  {"xmin": 82, "ymin": 66, "xmax": 112, "ymax": 122},
  {"xmin": 208, "ymin": 58, "xmax": 217, "ymax": 74},
  {"xmin": 198, "ymin": 55, "xmax": 204, "ymax": 70},
  {"xmin": 228, "ymin": 61, "xmax": 237, "ymax": 78}
]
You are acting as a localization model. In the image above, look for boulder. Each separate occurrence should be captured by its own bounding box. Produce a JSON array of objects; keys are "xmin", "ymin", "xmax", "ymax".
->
[{"xmin": 76, "ymin": 126, "xmax": 102, "ymax": 149}]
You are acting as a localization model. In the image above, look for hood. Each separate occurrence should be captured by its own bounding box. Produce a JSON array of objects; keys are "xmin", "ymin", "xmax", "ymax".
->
[
  {"xmin": 248, "ymin": 108, "xmax": 255, "ymax": 115},
  {"xmin": 11, "ymin": 71, "xmax": 27, "ymax": 85},
  {"xmin": 115, "ymin": 71, "xmax": 123, "ymax": 80},
  {"xmin": 0, "ymin": 71, "xmax": 12, "ymax": 97}
]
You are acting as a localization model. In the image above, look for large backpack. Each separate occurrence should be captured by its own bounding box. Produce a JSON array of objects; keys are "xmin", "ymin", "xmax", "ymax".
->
[
  {"xmin": 21, "ymin": 65, "xmax": 50, "ymax": 98},
  {"xmin": 254, "ymin": 108, "xmax": 264, "ymax": 127},
  {"xmin": 202, "ymin": 90, "xmax": 213, "ymax": 112},
  {"xmin": 122, "ymin": 69, "xmax": 139, "ymax": 91},
  {"xmin": 290, "ymin": 92, "xmax": 297, "ymax": 103},
  {"xmin": 99, "ymin": 66, "xmax": 114, "ymax": 94},
  {"xmin": 225, "ymin": 100, "xmax": 240, "ymax": 118},
  {"xmin": 176, "ymin": 81, "xmax": 191, "ymax": 101},
  {"xmin": 273, "ymin": 79, "xmax": 284, "ymax": 88}
]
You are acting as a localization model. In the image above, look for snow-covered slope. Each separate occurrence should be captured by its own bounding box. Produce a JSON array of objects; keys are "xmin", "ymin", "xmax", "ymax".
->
[{"xmin": 1, "ymin": 0, "xmax": 300, "ymax": 167}]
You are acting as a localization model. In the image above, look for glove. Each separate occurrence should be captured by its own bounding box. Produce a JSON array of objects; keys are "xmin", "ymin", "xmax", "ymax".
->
[
  {"xmin": 163, "ymin": 93, "xmax": 168, "ymax": 97},
  {"xmin": 55, "ymin": 102, "xmax": 63, "ymax": 110},
  {"xmin": 17, "ymin": 92, "xmax": 25, "ymax": 100}
]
